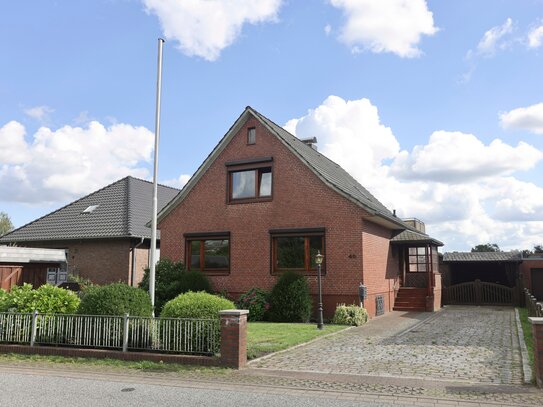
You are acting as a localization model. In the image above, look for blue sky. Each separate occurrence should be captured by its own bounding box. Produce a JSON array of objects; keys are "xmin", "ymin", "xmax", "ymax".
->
[{"xmin": 1, "ymin": 0, "xmax": 543, "ymax": 251}]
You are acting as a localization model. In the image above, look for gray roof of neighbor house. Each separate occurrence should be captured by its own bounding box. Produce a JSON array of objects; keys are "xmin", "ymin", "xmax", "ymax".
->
[
  {"xmin": 443, "ymin": 252, "xmax": 522, "ymax": 262},
  {"xmin": 158, "ymin": 106, "xmax": 422, "ymax": 233},
  {"xmin": 0, "ymin": 177, "xmax": 179, "ymax": 243},
  {"xmin": 391, "ymin": 229, "xmax": 443, "ymax": 246},
  {"xmin": 0, "ymin": 246, "xmax": 67, "ymax": 263}
]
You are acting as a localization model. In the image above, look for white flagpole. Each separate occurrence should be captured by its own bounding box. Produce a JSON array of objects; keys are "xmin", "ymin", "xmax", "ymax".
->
[{"xmin": 150, "ymin": 38, "xmax": 164, "ymax": 314}]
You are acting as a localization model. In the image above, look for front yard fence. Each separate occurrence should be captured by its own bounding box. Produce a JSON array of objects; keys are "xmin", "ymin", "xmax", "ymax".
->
[
  {"xmin": 0, "ymin": 311, "xmax": 219, "ymax": 355},
  {"xmin": 525, "ymin": 288, "xmax": 543, "ymax": 317}
]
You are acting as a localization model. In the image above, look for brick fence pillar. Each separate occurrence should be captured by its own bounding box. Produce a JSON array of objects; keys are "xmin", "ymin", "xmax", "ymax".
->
[
  {"xmin": 529, "ymin": 317, "xmax": 543, "ymax": 387},
  {"xmin": 219, "ymin": 309, "xmax": 249, "ymax": 369}
]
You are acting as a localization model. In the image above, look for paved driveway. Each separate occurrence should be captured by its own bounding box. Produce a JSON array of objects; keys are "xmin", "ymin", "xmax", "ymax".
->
[{"xmin": 249, "ymin": 306, "xmax": 523, "ymax": 385}]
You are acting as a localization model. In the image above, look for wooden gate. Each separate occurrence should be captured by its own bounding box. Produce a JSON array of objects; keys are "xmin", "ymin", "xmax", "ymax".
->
[{"xmin": 442, "ymin": 279, "xmax": 517, "ymax": 306}]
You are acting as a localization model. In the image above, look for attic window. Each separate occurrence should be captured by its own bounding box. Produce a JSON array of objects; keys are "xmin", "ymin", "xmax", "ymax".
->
[
  {"xmin": 81, "ymin": 205, "xmax": 99, "ymax": 214},
  {"xmin": 247, "ymin": 127, "xmax": 256, "ymax": 145}
]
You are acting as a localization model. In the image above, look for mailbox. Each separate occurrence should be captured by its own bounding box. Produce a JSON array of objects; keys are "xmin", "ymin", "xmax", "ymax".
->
[{"xmin": 358, "ymin": 283, "xmax": 367, "ymax": 303}]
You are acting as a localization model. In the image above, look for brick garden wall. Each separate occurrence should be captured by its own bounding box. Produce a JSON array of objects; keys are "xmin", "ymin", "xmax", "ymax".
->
[{"xmin": 159, "ymin": 114, "xmax": 400, "ymax": 318}]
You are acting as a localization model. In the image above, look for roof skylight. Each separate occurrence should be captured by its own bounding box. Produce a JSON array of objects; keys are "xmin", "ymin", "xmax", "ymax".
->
[{"xmin": 81, "ymin": 205, "xmax": 99, "ymax": 214}]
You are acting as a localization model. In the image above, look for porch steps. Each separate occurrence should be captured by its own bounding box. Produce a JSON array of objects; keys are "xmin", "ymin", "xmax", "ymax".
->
[{"xmin": 393, "ymin": 287, "xmax": 427, "ymax": 312}]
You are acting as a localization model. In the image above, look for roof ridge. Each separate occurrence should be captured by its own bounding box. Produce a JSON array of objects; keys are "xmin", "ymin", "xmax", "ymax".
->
[
  {"xmin": 1, "ymin": 176, "xmax": 131, "ymax": 239},
  {"xmin": 125, "ymin": 175, "xmax": 180, "ymax": 192}
]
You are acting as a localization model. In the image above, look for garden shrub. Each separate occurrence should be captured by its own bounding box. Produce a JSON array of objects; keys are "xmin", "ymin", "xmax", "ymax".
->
[
  {"xmin": 237, "ymin": 288, "xmax": 270, "ymax": 321},
  {"xmin": 160, "ymin": 291, "xmax": 235, "ymax": 319},
  {"xmin": 268, "ymin": 271, "xmax": 312, "ymax": 323},
  {"xmin": 78, "ymin": 283, "xmax": 152, "ymax": 316},
  {"xmin": 0, "ymin": 288, "xmax": 9, "ymax": 312},
  {"xmin": 0, "ymin": 283, "xmax": 80, "ymax": 314},
  {"xmin": 331, "ymin": 304, "xmax": 368, "ymax": 326},
  {"xmin": 139, "ymin": 259, "xmax": 212, "ymax": 313}
]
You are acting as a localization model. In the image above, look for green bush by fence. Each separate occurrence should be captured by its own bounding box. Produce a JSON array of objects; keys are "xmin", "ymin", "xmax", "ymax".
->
[
  {"xmin": 78, "ymin": 283, "xmax": 152, "ymax": 317},
  {"xmin": 139, "ymin": 259, "xmax": 212, "ymax": 313},
  {"xmin": 161, "ymin": 291, "xmax": 235, "ymax": 319},
  {"xmin": 331, "ymin": 304, "xmax": 368, "ymax": 326},
  {"xmin": 0, "ymin": 284, "xmax": 80, "ymax": 314}
]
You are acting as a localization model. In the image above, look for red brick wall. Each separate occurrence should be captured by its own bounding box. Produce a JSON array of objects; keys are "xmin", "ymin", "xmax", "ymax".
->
[
  {"xmin": 159, "ymin": 115, "xmax": 398, "ymax": 318},
  {"xmin": 520, "ymin": 258, "xmax": 543, "ymax": 292},
  {"xmin": 361, "ymin": 222, "xmax": 400, "ymax": 316},
  {"xmin": 128, "ymin": 244, "xmax": 150, "ymax": 286},
  {"xmin": 20, "ymin": 240, "xmax": 131, "ymax": 285}
]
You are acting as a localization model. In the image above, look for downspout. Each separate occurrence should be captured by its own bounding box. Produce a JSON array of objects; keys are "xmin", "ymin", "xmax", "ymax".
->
[{"xmin": 131, "ymin": 237, "xmax": 145, "ymax": 287}]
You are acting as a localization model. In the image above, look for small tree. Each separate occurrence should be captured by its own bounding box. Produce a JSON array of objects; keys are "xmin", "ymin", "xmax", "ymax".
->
[
  {"xmin": 471, "ymin": 243, "xmax": 500, "ymax": 252},
  {"xmin": 0, "ymin": 212, "xmax": 13, "ymax": 237}
]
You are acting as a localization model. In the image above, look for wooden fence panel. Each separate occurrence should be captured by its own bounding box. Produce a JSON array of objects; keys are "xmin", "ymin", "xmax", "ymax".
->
[{"xmin": 443, "ymin": 279, "xmax": 514, "ymax": 306}]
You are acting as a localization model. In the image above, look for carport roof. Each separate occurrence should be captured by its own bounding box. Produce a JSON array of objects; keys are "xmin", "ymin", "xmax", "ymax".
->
[{"xmin": 443, "ymin": 252, "xmax": 522, "ymax": 262}]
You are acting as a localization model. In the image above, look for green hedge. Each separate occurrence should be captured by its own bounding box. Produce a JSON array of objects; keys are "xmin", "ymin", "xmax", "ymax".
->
[
  {"xmin": 268, "ymin": 271, "xmax": 312, "ymax": 322},
  {"xmin": 161, "ymin": 291, "xmax": 235, "ymax": 319},
  {"xmin": 237, "ymin": 288, "xmax": 269, "ymax": 321},
  {"xmin": 0, "ymin": 283, "xmax": 80, "ymax": 314},
  {"xmin": 139, "ymin": 259, "xmax": 212, "ymax": 313},
  {"xmin": 78, "ymin": 283, "xmax": 152, "ymax": 316}
]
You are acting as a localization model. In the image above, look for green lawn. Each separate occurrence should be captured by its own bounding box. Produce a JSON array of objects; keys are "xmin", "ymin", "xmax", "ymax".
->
[
  {"xmin": 247, "ymin": 322, "xmax": 348, "ymax": 360},
  {"xmin": 517, "ymin": 307, "xmax": 535, "ymax": 380}
]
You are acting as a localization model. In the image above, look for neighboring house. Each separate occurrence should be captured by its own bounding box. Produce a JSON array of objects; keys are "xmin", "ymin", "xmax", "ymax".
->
[
  {"xmin": 0, "ymin": 246, "xmax": 67, "ymax": 291},
  {"xmin": 0, "ymin": 177, "xmax": 179, "ymax": 286},
  {"xmin": 156, "ymin": 107, "xmax": 443, "ymax": 318}
]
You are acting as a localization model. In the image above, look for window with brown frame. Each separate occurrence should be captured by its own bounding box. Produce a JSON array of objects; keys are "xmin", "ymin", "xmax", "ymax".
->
[
  {"xmin": 185, "ymin": 233, "xmax": 230, "ymax": 275},
  {"xmin": 407, "ymin": 246, "xmax": 429, "ymax": 272},
  {"xmin": 228, "ymin": 166, "xmax": 272, "ymax": 202},
  {"xmin": 270, "ymin": 229, "xmax": 325, "ymax": 275}
]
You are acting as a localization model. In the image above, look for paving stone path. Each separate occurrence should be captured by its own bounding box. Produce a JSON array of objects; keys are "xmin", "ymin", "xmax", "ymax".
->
[{"xmin": 249, "ymin": 306, "xmax": 524, "ymax": 385}]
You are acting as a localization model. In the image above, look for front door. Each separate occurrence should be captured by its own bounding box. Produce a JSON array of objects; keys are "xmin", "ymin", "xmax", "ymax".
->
[{"xmin": 531, "ymin": 268, "xmax": 543, "ymax": 300}]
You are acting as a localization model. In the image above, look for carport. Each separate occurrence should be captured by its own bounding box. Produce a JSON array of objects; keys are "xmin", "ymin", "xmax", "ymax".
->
[{"xmin": 441, "ymin": 252, "xmax": 522, "ymax": 306}]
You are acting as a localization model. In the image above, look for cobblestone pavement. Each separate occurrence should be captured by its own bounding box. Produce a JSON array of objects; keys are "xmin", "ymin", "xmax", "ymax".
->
[{"xmin": 249, "ymin": 306, "xmax": 524, "ymax": 385}]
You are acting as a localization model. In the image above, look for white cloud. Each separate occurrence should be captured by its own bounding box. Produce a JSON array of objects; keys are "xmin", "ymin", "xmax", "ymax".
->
[
  {"xmin": 324, "ymin": 24, "xmax": 332, "ymax": 36},
  {"xmin": 390, "ymin": 131, "xmax": 542, "ymax": 182},
  {"xmin": 142, "ymin": 0, "xmax": 282, "ymax": 61},
  {"xmin": 329, "ymin": 0, "xmax": 437, "ymax": 58},
  {"xmin": 286, "ymin": 96, "xmax": 543, "ymax": 251},
  {"xmin": 475, "ymin": 18, "xmax": 513, "ymax": 57},
  {"xmin": 24, "ymin": 105, "xmax": 54, "ymax": 122},
  {"xmin": 500, "ymin": 102, "xmax": 543, "ymax": 134},
  {"xmin": 528, "ymin": 24, "xmax": 543, "ymax": 48},
  {"xmin": 163, "ymin": 174, "xmax": 191, "ymax": 189},
  {"xmin": 0, "ymin": 120, "xmax": 154, "ymax": 203}
]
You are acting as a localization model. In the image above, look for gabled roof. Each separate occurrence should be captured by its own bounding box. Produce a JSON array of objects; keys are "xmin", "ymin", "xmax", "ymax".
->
[
  {"xmin": 0, "ymin": 177, "xmax": 179, "ymax": 243},
  {"xmin": 391, "ymin": 229, "xmax": 443, "ymax": 246},
  {"xmin": 443, "ymin": 252, "xmax": 521, "ymax": 262},
  {"xmin": 157, "ymin": 106, "xmax": 412, "ymax": 230}
]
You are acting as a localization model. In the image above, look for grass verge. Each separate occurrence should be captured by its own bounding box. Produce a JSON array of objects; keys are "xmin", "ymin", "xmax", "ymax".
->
[
  {"xmin": 247, "ymin": 322, "xmax": 348, "ymax": 360},
  {"xmin": 517, "ymin": 307, "xmax": 535, "ymax": 376}
]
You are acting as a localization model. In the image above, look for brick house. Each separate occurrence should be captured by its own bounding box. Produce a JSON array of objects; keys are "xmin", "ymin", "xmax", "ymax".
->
[
  {"xmin": 157, "ymin": 107, "xmax": 443, "ymax": 318},
  {"xmin": 0, "ymin": 177, "xmax": 179, "ymax": 286}
]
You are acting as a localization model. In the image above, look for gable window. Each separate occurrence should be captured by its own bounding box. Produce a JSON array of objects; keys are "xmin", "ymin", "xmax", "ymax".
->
[
  {"xmin": 408, "ymin": 247, "xmax": 429, "ymax": 272},
  {"xmin": 270, "ymin": 228, "xmax": 325, "ymax": 275},
  {"xmin": 247, "ymin": 127, "xmax": 256, "ymax": 145},
  {"xmin": 226, "ymin": 158, "xmax": 273, "ymax": 203},
  {"xmin": 185, "ymin": 232, "xmax": 230, "ymax": 275}
]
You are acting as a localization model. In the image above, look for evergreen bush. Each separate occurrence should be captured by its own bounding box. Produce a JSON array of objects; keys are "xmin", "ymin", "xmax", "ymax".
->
[
  {"xmin": 331, "ymin": 304, "xmax": 368, "ymax": 326},
  {"xmin": 160, "ymin": 291, "xmax": 235, "ymax": 319},
  {"xmin": 268, "ymin": 271, "xmax": 312, "ymax": 322},
  {"xmin": 236, "ymin": 288, "xmax": 269, "ymax": 321},
  {"xmin": 78, "ymin": 283, "xmax": 152, "ymax": 316},
  {"xmin": 0, "ymin": 283, "xmax": 80, "ymax": 314},
  {"xmin": 139, "ymin": 259, "xmax": 212, "ymax": 313}
]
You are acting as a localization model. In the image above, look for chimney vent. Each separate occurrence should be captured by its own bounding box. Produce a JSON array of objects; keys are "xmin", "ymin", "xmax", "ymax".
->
[{"xmin": 300, "ymin": 137, "xmax": 318, "ymax": 150}]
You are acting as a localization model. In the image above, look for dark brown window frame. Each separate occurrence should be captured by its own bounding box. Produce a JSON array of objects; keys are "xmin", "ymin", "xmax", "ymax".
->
[
  {"xmin": 269, "ymin": 228, "xmax": 326, "ymax": 276},
  {"xmin": 184, "ymin": 232, "xmax": 230, "ymax": 276},
  {"xmin": 226, "ymin": 159, "xmax": 273, "ymax": 204},
  {"xmin": 406, "ymin": 246, "xmax": 430, "ymax": 273}
]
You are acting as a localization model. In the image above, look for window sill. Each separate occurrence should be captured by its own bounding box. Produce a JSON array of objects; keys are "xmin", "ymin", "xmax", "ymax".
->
[
  {"xmin": 228, "ymin": 197, "xmax": 272, "ymax": 205},
  {"xmin": 271, "ymin": 270, "xmax": 326, "ymax": 277}
]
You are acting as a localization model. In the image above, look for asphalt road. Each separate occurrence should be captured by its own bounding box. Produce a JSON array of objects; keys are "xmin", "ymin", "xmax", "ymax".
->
[{"xmin": 0, "ymin": 370, "xmax": 408, "ymax": 407}]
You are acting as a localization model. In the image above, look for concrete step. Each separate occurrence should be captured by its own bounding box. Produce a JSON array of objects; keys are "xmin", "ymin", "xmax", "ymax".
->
[{"xmin": 393, "ymin": 306, "xmax": 426, "ymax": 312}]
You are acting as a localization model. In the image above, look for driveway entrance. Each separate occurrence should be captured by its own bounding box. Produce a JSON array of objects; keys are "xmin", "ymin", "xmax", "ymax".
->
[{"xmin": 250, "ymin": 306, "xmax": 523, "ymax": 385}]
